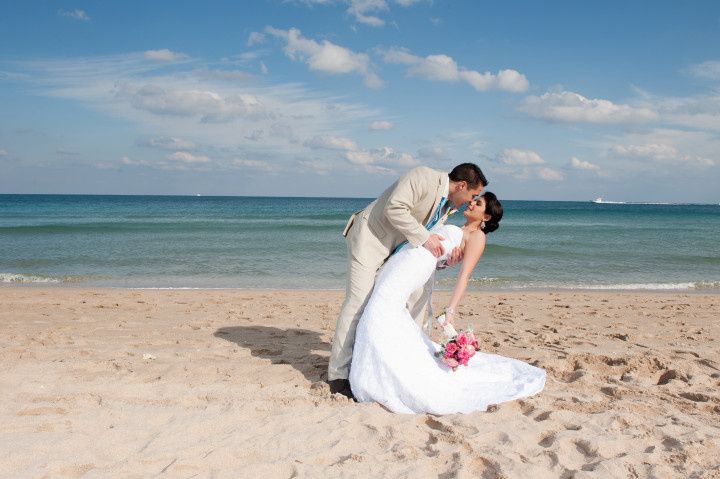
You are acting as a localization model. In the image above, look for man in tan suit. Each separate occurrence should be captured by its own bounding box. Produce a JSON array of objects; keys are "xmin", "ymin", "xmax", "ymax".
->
[{"xmin": 328, "ymin": 163, "xmax": 488, "ymax": 397}]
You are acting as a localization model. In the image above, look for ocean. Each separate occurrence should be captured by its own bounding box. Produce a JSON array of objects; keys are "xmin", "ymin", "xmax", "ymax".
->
[{"xmin": 1, "ymin": 194, "xmax": 719, "ymax": 291}]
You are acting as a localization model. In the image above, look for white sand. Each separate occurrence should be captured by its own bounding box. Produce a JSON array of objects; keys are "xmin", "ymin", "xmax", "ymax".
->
[{"xmin": 0, "ymin": 288, "xmax": 718, "ymax": 477}]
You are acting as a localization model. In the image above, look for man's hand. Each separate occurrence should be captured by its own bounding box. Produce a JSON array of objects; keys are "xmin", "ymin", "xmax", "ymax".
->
[
  {"xmin": 422, "ymin": 234, "xmax": 445, "ymax": 257},
  {"xmin": 445, "ymin": 247, "xmax": 463, "ymax": 267}
]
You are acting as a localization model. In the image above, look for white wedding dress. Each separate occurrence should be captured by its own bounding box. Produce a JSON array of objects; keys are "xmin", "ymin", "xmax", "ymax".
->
[{"xmin": 349, "ymin": 224, "xmax": 546, "ymax": 414}]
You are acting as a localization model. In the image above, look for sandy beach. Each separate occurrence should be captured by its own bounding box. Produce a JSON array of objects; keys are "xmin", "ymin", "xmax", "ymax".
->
[{"xmin": 0, "ymin": 287, "xmax": 718, "ymax": 478}]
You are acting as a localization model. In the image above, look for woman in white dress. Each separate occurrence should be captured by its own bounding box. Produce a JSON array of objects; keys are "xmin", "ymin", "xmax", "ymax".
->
[{"xmin": 349, "ymin": 193, "xmax": 545, "ymax": 414}]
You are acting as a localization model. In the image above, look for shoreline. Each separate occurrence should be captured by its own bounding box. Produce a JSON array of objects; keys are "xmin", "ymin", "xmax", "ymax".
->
[
  {"xmin": 1, "ymin": 288, "xmax": 718, "ymax": 476},
  {"xmin": 2, "ymin": 283, "xmax": 720, "ymax": 295}
]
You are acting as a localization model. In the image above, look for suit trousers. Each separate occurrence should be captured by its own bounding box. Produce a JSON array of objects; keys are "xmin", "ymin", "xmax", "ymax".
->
[
  {"xmin": 328, "ymin": 237, "xmax": 432, "ymax": 381},
  {"xmin": 327, "ymin": 243, "xmax": 381, "ymax": 381}
]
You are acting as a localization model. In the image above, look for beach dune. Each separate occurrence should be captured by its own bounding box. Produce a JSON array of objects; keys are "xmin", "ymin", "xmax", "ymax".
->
[{"xmin": 1, "ymin": 288, "xmax": 718, "ymax": 477}]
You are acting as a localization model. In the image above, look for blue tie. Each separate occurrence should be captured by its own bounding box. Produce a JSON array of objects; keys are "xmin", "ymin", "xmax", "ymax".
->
[
  {"xmin": 391, "ymin": 196, "xmax": 447, "ymax": 255},
  {"xmin": 426, "ymin": 196, "xmax": 447, "ymax": 231}
]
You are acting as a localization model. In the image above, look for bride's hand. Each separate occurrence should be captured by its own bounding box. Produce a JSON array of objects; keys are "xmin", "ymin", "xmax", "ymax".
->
[
  {"xmin": 445, "ymin": 247, "xmax": 463, "ymax": 267},
  {"xmin": 444, "ymin": 308, "xmax": 456, "ymax": 326}
]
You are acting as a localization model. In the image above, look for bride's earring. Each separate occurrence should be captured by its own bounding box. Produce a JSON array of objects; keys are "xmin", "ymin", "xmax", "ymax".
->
[{"xmin": 480, "ymin": 221, "xmax": 486, "ymax": 230}]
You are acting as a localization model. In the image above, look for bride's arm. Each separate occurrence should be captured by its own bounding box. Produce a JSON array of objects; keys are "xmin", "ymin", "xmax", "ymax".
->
[{"xmin": 444, "ymin": 231, "xmax": 486, "ymax": 325}]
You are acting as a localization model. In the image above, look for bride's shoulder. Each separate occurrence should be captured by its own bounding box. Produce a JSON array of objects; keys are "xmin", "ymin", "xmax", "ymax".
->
[{"xmin": 467, "ymin": 228, "xmax": 487, "ymax": 245}]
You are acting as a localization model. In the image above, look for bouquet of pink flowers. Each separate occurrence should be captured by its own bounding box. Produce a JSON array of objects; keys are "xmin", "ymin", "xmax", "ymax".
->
[{"xmin": 436, "ymin": 330, "xmax": 480, "ymax": 371}]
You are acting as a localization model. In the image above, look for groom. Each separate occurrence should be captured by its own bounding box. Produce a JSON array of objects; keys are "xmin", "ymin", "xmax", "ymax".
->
[{"xmin": 328, "ymin": 163, "xmax": 488, "ymax": 397}]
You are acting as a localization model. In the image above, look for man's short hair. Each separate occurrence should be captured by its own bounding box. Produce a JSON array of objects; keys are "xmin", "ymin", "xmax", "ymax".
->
[{"xmin": 449, "ymin": 163, "xmax": 488, "ymax": 188}]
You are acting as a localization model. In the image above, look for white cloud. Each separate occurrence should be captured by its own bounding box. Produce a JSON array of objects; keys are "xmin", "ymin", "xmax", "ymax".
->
[
  {"xmin": 369, "ymin": 120, "xmax": 393, "ymax": 130},
  {"xmin": 265, "ymin": 27, "xmax": 382, "ymax": 88},
  {"xmin": 305, "ymin": 135, "xmax": 358, "ymax": 150},
  {"xmin": 610, "ymin": 143, "xmax": 714, "ymax": 166},
  {"xmin": 236, "ymin": 51, "xmax": 262, "ymax": 62},
  {"xmin": 6, "ymin": 52, "xmax": 381, "ymax": 175},
  {"xmin": 143, "ymin": 49, "xmax": 189, "ymax": 62},
  {"xmin": 519, "ymin": 90, "xmax": 658, "ymax": 124},
  {"xmin": 140, "ymin": 136, "xmax": 196, "ymax": 150},
  {"xmin": 605, "ymin": 129, "xmax": 718, "ymax": 168},
  {"xmin": 347, "ymin": 0, "xmax": 388, "ymax": 26},
  {"xmin": 119, "ymin": 84, "xmax": 268, "ymax": 122},
  {"xmin": 345, "ymin": 146, "xmax": 417, "ymax": 169},
  {"xmin": 652, "ymin": 94, "xmax": 720, "ymax": 131},
  {"xmin": 569, "ymin": 156, "xmax": 600, "ymax": 171},
  {"xmin": 58, "ymin": 9, "xmax": 90, "ymax": 22},
  {"xmin": 382, "ymin": 47, "xmax": 528, "ymax": 92},
  {"xmin": 56, "ymin": 147, "xmax": 79, "ymax": 156},
  {"xmin": 0, "ymin": 149, "xmax": 7, "ymax": 156},
  {"xmin": 297, "ymin": 159, "xmax": 335, "ymax": 175},
  {"xmin": 493, "ymin": 148, "xmax": 565, "ymax": 181},
  {"xmin": 247, "ymin": 32, "xmax": 266, "ymax": 47},
  {"xmin": 688, "ymin": 60, "xmax": 720, "ymax": 80},
  {"xmin": 303, "ymin": 131, "xmax": 418, "ymax": 173},
  {"xmin": 195, "ymin": 69, "xmax": 254, "ymax": 82},
  {"xmin": 603, "ymin": 87, "xmax": 720, "ymax": 132},
  {"xmin": 231, "ymin": 158, "xmax": 278, "ymax": 172},
  {"xmin": 260, "ymin": 61, "xmax": 269, "ymax": 74},
  {"xmin": 167, "ymin": 151, "xmax": 210, "ymax": 163},
  {"xmin": 416, "ymin": 146, "xmax": 449, "ymax": 162},
  {"xmin": 537, "ymin": 167, "xmax": 565, "ymax": 181},
  {"xmin": 288, "ymin": 0, "xmax": 427, "ymax": 27},
  {"xmin": 610, "ymin": 143, "xmax": 678, "ymax": 161},
  {"xmin": 120, "ymin": 156, "xmax": 150, "ymax": 167},
  {"xmin": 121, "ymin": 153, "xmax": 210, "ymax": 171},
  {"xmin": 498, "ymin": 148, "xmax": 545, "ymax": 166}
]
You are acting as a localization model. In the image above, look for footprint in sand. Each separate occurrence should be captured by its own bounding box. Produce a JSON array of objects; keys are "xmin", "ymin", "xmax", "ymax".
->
[
  {"xmin": 574, "ymin": 439, "xmax": 600, "ymax": 459},
  {"xmin": 565, "ymin": 369, "xmax": 586, "ymax": 383},
  {"xmin": 424, "ymin": 416, "xmax": 452, "ymax": 433},
  {"xmin": 657, "ymin": 369, "xmax": 688, "ymax": 385},
  {"xmin": 678, "ymin": 392, "xmax": 710, "ymax": 402},
  {"xmin": 534, "ymin": 411, "xmax": 552, "ymax": 422},
  {"xmin": 662, "ymin": 436, "xmax": 682, "ymax": 451},
  {"xmin": 538, "ymin": 431, "xmax": 556, "ymax": 448}
]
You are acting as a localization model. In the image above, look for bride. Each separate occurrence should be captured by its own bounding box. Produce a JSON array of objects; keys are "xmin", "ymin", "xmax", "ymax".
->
[{"xmin": 349, "ymin": 193, "xmax": 546, "ymax": 414}]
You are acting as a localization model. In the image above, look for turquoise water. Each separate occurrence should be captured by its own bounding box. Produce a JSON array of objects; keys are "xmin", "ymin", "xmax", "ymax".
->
[{"xmin": 1, "ymin": 195, "xmax": 719, "ymax": 291}]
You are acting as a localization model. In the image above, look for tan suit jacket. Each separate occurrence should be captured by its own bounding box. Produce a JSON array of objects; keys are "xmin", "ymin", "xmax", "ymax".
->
[{"xmin": 343, "ymin": 166, "xmax": 449, "ymax": 265}]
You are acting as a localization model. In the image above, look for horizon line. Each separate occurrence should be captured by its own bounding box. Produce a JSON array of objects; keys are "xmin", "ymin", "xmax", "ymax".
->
[{"xmin": 0, "ymin": 193, "xmax": 717, "ymax": 205}]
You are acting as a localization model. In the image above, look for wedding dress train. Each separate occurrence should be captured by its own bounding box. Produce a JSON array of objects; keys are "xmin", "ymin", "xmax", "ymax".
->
[{"xmin": 349, "ymin": 224, "xmax": 546, "ymax": 414}]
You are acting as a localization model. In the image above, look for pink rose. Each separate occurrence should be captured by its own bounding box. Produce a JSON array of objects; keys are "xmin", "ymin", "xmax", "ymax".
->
[
  {"xmin": 457, "ymin": 349, "xmax": 469, "ymax": 362},
  {"xmin": 464, "ymin": 344, "xmax": 476, "ymax": 356},
  {"xmin": 445, "ymin": 357, "xmax": 459, "ymax": 369},
  {"xmin": 456, "ymin": 333, "xmax": 469, "ymax": 347},
  {"xmin": 471, "ymin": 340, "xmax": 479, "ymax": 350},
  {"xmin": 444, "ymin": 342, "xmax": 459, "ymax": 355}
]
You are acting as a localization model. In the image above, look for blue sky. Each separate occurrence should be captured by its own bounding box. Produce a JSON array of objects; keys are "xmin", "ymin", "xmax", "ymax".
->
[{"xmin": 1, "ymin": 0, "xmax": 719, "ymax": 201}]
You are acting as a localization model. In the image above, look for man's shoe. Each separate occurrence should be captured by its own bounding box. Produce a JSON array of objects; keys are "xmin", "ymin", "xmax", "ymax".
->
[
  {"xmin": 328, "ymin": 378, "xmax": 350, "ymax": 394},
  {"xmin": 328, "ymin": 379, "xmax": 355, "ymax": 400}
]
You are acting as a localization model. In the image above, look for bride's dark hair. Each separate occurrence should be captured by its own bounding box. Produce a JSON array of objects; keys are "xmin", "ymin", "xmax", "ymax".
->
[{"xmin": 480, "ymin": 192, "xmax": 503, "ymax": 234}]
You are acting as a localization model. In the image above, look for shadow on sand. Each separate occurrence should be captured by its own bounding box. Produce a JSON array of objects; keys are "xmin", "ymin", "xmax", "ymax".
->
[{"xmin": 214, "ymin": 325, "xmax": 330, "ymax": 382}]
